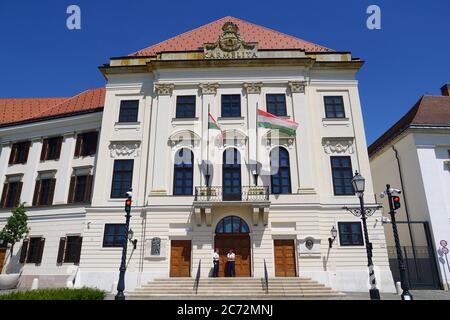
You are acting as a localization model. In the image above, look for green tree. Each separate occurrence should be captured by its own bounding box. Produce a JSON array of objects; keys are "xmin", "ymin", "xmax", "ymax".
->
[{"xmin": 0, "ymin": 203, "xmax": 30, "ymax": 256}]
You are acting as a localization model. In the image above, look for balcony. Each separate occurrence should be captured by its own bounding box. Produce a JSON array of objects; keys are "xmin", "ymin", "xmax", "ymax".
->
[{"xmin": 194, "ymin": 186, "xmax": 269, "ymax": 202}]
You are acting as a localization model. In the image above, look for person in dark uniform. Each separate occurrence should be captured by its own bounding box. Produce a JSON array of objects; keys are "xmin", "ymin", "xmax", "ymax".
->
[
  {"xmin": 227, "ymin": 249, "xmax": 236, "ymax": 277},
  {"xmin": 212, "ymin": 248, "xmax": 220, "ymax": 277}
]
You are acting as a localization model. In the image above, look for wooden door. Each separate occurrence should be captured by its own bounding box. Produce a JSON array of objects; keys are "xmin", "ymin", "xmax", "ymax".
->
[
  {"xmin": 0, "ymin": 248, "xmax": 6, "ymax": 273},
  {"xmin": 215, "ymin": 235, "xmax": 251, "ymax": 277},
  {"xmin": 170, "ymin": 240, "xmax": 191, "ymax": 277},
  {"xmin": 274, "ymin": 239, "xmax": 296, "ymax": 277}
]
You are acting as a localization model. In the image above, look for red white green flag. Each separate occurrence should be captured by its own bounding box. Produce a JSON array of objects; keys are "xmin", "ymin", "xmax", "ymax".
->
[
  {"xmin": 257, "ymin": 109, "xmax": 298, "ymax": 136},
  {"xmin": 208, "ymin": 112, "xmax": 223, "ymax": 142}
]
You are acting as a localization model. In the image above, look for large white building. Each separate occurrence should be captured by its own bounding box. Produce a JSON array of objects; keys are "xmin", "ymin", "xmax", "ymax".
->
[
  {"xmin": 0, "ymin": 17, "xmax": 395, "ymax": 293},
  {"xmin": 369, "ymin": 84, "xmax": 450, "ymax": 290}
]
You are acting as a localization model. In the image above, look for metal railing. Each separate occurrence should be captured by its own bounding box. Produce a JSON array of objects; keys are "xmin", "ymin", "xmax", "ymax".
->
[
  {"xmin": 194, "ymin": 186, "xmax": 269, "ymax": 202},
  {"xmin": 263, "ymin": 259, "xmax": 269, "ymax": 294},
  {"xmin": 193, "ymin": 259, "xmax": 201, "ymax": 294}
]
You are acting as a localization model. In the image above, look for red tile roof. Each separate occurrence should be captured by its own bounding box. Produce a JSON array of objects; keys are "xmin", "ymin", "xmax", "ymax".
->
[
  {"xmin": 130, "ymin": 16, "xmax": 333, "ymax": 57},
  {"xmin": 0, "ymin": 87, "xmax": 105, "ymax": 128},
  {"xmin": 368, "ymin": 95, "xmax": 450, "ymax": 157}
]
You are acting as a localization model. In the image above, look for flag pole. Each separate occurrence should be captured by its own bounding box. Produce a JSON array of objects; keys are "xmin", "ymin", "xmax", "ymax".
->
[
  {"xmin": 206, "ymin": 104, "xmax": 210, "ymax": 187},
  {"xmin": 255, "ymin": 103, "xmax": 258, "ymax": 186}
]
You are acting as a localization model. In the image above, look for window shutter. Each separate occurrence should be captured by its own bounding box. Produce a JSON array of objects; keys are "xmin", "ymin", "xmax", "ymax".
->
[
  {"xmin": 84, "ymin": 175, "xmax": 93, "ymax": 203},
  {"xmin": 40, "ymin": 139, "xmax": 48, "ymax": 161},
  {"xmin": 0, "ymin": 183, "xmax": 9, "ymax": 208},
  {"xmin": 74, "ymin": 237, "xmax": 83, "ymax": 265},
  {"xmin": 14, "ymin": 182, "xmax": 23, "ymax": 207},
  {"xmin": 48, "ymin": 178, "xmax": 56, "ymax": 205},
  {"xmin": 90, "ymin": 132, "xmax": 99, "ymax": 155},
  {"xmin": 74, "ymin": 134, "xmax": 82, "ymax": 157},
  {"xmin": 36, "ymin": 238, "xmax": 45, "ymax": 264},
  {"xmin": 56, "ymin": 237, "xmax": 66, "ymax": 265},
  {"xmin": 22, "ymin": 141, "xmax": 31, "ymax": 164},
  {"xmin": 8, "ymin": 145, "xmax": 16, "ymax": 165},
  {"xmin": 67, "ymin": 176, "xmax": 76, "ymax": 204},
  {"xmin": 55, "ymin": 137, "xmax": 63, "ymax": 160},
  {"xmin": 19, "ymin": 239, "xmax": 29, "ymax": 264},
  {"xmin": 32, "ymin": 180, "xmax": 41, "ymax": 206}
]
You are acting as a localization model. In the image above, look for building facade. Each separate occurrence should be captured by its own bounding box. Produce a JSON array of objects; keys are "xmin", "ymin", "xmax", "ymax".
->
[
  {"xmin": 369, "ymin": 84, "xmax": 450, "ymax": 290},
  {"xmin": 0, "ymin": 17, "xmax": 395, "ymax": 293}
]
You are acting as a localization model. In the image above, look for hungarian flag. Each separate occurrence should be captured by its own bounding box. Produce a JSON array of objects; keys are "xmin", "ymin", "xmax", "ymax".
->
[
  {"xmin": 208, "ymin": 112, "xmax": 223, "ymax": 142},
  {"xmin": 257, "ymin": 109, "xmax": 299, "ymax": 136}
]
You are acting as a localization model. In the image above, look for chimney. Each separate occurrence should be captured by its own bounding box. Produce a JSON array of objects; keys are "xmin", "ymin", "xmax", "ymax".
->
[{"xmin": 441, "ymin": 84, "xmax": 450, "ymax": 96}]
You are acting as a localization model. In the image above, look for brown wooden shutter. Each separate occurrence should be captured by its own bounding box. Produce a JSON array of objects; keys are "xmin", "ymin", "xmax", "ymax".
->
[
  {"xmin": 40, "ymin": 139, "xmax": 48, "ymax": 161},
  {"xmin": 67, "ymin": 176, "xmax": 76, "ymax": 204},
  {"xmin": 0, "ymin": 183, "xmax": 9, "ymax": 208},
  {"xmin": 74, "ymin": 237, "xmax": 83, "ymax": 265},
  {"xmin": 36, "ymin": 238, "xmax": 45, "ymax": 264},
  {"xmin": 19, "ymin": 239, "xmax": 29, "ymax": 264},
  {"xmin": 90, "ymin": 132, "xmax": 99, "ymax": 155},
  {"xmin": 14, "ymin": 182, "xmax": 23, "ymax": 207},
  {"xmin": 32, "ymin": 180, "xmax": 41, "ymax": 206},
  {"xmin": 56, "ymin": 237, "xmax": 66, "ymax": 265},
  {"xmin": 8, "ymin": 145, "xmax": 16, "ymax": 165},
  {"xmin": 48, "ymin": 178, "xmax": 56, "ymax": 205},
  {"xmin": 55, "ymin": 137, "xmax": 63, "ymax": 160},
  {"xmin": 74, "ymin": 134, "xmax": 82, "ymax": 157},
  {"xmin": 84, "ymin": 175, "xmax": 93, "ymax": 203},
  {"xmin": 22, "ymin": 141, "xmax": 31, "ymax": 164}
]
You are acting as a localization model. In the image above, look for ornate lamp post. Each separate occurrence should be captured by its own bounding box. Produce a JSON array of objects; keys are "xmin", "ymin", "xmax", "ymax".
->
[
  {"xmin": 328, "ymin": 226, "xmax": 338, "ymax": 248},
  {"xmin": 343, "ymin": 171, "xmax": 381, "ymax": 300}
]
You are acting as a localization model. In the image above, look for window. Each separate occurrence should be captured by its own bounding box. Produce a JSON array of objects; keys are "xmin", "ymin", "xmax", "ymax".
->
[
  {"xmin": 222, "ymin": 148, "xmax": 241, "ymax": 201},
  {"xmin": 176, "ymin": 96, "xmax": 196, "ymax": 118},
  {"xmin": 19, "ymin": 237, "xmax": 45, "ymax": 264},
  {"xmin": 331, "ymin": 156, "xmax": 354, "ymax": 196},
  {"xmin": 33, "ymin": 178, "xmax": 56, "ymax": 206},
  {"xmin": 111, "ymin": 160, "xmax": 133, "ymax": 198},
  {"xmin": 118, "ymin": 100, "xmax": 139, "ymax": 123},
  {"xmin": 74, "ymin": 132, "xmax": 98, "ymax": 157},
  {"xmin": 40, "ymin": 137, "xmax": 63, "ymax": 161},
  {"xmin": 103, "ymin": 224, "xmax": 127, "ymax": 247},
  {"xmin": 57, "ymin": 236, "xmax": 83, "ymax": 265},
  {"xmin": 9, "ymin": 141, "xmax": 31, "ymax": 165},
  {"xmin": 0, "ymin": 181, "xmax": 23, "ymax": 208},
  {"xmin": 338, "ymin": 222, "xmax": 364, "ymax": 246},
  {"xmin": 266, "ymin": 94, "xmax": 287, "ymax": 116},
  {"xmin": 270, "ymin": 147, "xmax": 291, "ymax": 194},
  {"xmin": 324, "ymin": 96, "xmax": 345, "ymax": 118},
  {"xmin": 215, "ymin": 216, "xmax": 249, "ymax": 234},
  {"xmin": 68, "ymin": 175, "xmax": 93, "ymax": 203},
  {"xmin": 221, "ymin": 94, "xmax": 241, "ymax": 117},
  {"xmin": 173, "ymin": 149, "xmax": 193, "ymax": 195}
]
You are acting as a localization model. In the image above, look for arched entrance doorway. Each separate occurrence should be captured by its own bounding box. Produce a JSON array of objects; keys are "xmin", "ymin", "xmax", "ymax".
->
[{"xmin": 214, "ymin": 216, "xmax": 251, "ymax": 277}]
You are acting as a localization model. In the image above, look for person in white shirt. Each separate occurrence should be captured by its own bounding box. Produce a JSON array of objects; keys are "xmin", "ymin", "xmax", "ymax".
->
[
  {"xmin": 212, "ymin": 248, "xmax": 220, "ymax": 277},
  {"xmin": 227, "ymin": 249, "xmax": 236, "ymax": 277}
]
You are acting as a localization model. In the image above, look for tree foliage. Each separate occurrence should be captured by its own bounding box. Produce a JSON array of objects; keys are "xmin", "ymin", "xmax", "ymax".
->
[{"xmin": 0, "ymin": 203, "xmax": 30, "ymax": 254}]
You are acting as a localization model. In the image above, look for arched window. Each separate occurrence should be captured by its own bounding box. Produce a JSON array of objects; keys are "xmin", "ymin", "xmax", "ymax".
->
[
  {"xmin": 173, "ymin": 148, "xmax": 193, "ymax": 195},
  {"xmin": 215, "ymin": 216, "xmax": 249, "ymax": 234},
  {"xmin": 222, "ymin": 148, "xmax": 241, "ymax": 201},
  {"xmin": 270, "ymin": 147, "xmax": 291, "ymax": 194}
]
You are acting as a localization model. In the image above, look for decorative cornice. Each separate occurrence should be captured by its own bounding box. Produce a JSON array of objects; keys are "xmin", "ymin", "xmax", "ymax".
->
[
  {"xmin": 154, "ymin": 83, "xmax": 174, "ymax": 96},
  {"xmin": 199, "ymin": 83, "xmax": 219, "ymax": 95},
  {"xmin": 109, "ymin": 141, "xmax": 141, "ymax": 158},
  {"xmin": 243, "ymin": 82, "xmax": 263, "ymax": 94},
  {"xmin": 322, "ymin": 138, "xmax": 354, "ymax": 154},
  {"xmin": 288, "ymin": 81, "xmax": 307, "ymax": 94}
]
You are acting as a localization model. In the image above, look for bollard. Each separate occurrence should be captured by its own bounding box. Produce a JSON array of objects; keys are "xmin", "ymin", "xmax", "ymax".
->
[
  {"xmin": 395, "ymin": 281, "xmax": 402, "ymax": 295},
  {"xmin": 31, "ymin": 278, "xmax": 39, "ymax": 290}
]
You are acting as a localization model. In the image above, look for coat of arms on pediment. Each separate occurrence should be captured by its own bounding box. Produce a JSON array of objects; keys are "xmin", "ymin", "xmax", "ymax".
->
[{"xmin": 204, "ymin": 22, "xmax": 258, "ymax": 59}]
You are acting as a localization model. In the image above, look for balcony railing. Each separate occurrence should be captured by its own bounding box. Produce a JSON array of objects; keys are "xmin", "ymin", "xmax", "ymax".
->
[{"xmin": 194, "ymin": 186, "xmax": 269, "ymax": 202}]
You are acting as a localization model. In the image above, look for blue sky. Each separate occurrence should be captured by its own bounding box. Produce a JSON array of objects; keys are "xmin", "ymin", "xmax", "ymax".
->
[{"xmin": 0, "ymin": 0, "xmax": 449, "ymax": 144}]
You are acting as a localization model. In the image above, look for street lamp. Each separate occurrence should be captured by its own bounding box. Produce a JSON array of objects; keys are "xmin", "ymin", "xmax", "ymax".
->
[
  {"xmin": 344, "ymin": 171, "xmax": 381, "ymax": 300},
  {"xmin": 115, "ymin": 189, "xmax": 133, "ymax": 301},
  {"xmin": 128, "ymin": 229, "xmax": 138, "ymax": 250},
  {"xmin": 328, "ymin": 226, "xmax": 337, "ymax": 248}
]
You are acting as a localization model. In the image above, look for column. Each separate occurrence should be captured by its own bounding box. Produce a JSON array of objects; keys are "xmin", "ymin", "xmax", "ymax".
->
[
  {"xmin": 288, "ymin": 81, "xmax": 315, "ymax": 192},
  {"xmin": 150, "ymin": 83, "xmax": 174, "ymax": 195},
  {"xmin": 243, "ymin": 82, "xmax": 262, "ymax": 186},
  {"xmin": 21, "ymin": 137, "xmax": 42, "ymax": 206},
  {"xmin": 0, "ymin": 143, "xmax": 12, "ymax": 186},
  {"xmin": 53, "ymin": 132, "xmax": 76, "ymax": 204},
  {"xmin": 199, "ymin": 83, "xmax": 219, "ymax": 186}
]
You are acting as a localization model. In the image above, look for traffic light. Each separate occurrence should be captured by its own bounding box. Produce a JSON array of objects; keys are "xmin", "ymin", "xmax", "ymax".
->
[
  {"xmin": 125, "ymin": 197, "xmax": 132, "ymax": 214},
  {"xmin": 391, "ymin": 196, "xmax": 401, "ymax": 210}
]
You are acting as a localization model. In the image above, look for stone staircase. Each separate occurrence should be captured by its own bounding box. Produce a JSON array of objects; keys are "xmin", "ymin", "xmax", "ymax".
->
[{"xmin": 127, "ymin": 277, "xmax": 344, "ymax": 298}]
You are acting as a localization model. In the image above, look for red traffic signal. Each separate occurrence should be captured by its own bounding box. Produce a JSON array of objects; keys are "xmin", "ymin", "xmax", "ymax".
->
[
  {"xmin": 392, "ymin": 196, "xmax": 401, "ymax": 210},
  {"xmin": 125, "ymin": 199, "xmax": 132, "ymax": 206}
]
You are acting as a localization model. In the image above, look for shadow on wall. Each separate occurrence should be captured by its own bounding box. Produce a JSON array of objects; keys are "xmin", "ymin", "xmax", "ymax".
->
[{"xmin": 3, "ymin": 247, "xmax": 22, "ymax": 274}]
